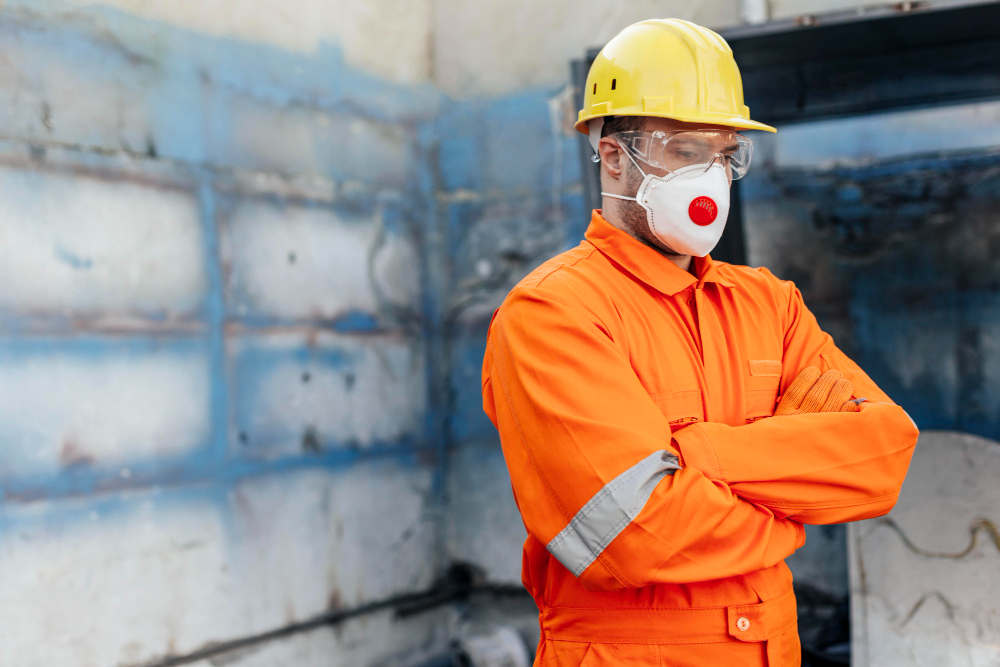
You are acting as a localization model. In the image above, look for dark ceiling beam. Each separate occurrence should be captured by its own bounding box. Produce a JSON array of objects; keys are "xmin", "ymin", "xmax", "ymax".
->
[{"xmin": 721, "ymin": 1, "xmax": 1000, "ymax": 125}]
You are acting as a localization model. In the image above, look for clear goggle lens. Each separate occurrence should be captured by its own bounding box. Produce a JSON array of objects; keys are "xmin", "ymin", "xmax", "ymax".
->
[{"xmin": 612, "ymin": 130, "xmax": 754, "ymax": 180}]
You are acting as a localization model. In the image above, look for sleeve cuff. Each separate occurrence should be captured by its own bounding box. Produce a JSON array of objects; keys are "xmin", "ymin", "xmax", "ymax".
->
[{"xmin": 672, "ymin": 425, "xmax": 725, "ymax": 482}]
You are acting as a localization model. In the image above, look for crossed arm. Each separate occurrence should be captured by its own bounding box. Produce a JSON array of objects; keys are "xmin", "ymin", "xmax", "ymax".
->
[
  {"xmin": 482, "ymin": 282, "xmax": 918, "ymax": 591},
  {"xmin": 674, "ymin": 281, "xmax": 918, "ymax": 524}
]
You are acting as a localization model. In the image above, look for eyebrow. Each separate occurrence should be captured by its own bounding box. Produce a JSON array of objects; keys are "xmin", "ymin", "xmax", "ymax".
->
[{"xmin": 722, "ymin": 144, "xmax": 739, "ymax": 152}]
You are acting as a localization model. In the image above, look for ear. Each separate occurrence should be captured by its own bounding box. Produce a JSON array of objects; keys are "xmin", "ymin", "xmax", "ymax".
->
[{"xmin": 598, "ymin": 136, "xmax": 625, "ymax": 181}]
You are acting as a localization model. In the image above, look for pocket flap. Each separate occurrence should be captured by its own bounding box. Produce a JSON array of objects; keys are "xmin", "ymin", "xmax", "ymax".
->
[
  {"xmin": 650, "ymin": 389, "xmax": 705, "ymax": 429},
  {"xmin": 749, "ymin": 360, "xmax": 782, "ymax": 377}
]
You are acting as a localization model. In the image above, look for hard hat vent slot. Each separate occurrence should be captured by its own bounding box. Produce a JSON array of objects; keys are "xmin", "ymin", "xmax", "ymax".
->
[{"xmin": 611, "ymin": 79, "xmax": 617, "ymax": 90}]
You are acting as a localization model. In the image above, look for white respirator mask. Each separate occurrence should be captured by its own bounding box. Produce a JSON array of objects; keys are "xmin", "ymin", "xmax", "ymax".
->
[{"xmin": 602, "ymin": 146, "xmax": 731, "ymax": 258}]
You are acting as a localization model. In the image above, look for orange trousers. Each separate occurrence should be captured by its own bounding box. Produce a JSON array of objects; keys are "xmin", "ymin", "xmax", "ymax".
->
[{"xmin": 534, "ymin": 587, "xmax": 800, "ymax": 666}]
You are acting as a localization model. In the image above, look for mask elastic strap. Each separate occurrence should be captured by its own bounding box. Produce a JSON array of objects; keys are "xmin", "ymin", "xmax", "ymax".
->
[{"xmin": 600, "ymin": 140, "xmax": 647, "ymax": 200}]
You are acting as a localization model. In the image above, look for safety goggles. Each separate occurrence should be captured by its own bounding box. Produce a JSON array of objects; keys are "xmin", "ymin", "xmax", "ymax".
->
[{"xmin": 612, "ymin": 130, "xmax": 754, "ymax": 180}]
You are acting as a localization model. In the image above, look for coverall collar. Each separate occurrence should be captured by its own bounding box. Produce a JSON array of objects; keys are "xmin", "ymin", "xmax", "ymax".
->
[{"xmin": 585, "ymin": 210, "xmax": 736, "ymax": 296}]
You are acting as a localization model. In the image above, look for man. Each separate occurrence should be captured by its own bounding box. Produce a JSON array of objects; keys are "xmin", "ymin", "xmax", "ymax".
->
[{"xmin": 481, "ymin": 18, "xmax": 918, "ymax": 666}]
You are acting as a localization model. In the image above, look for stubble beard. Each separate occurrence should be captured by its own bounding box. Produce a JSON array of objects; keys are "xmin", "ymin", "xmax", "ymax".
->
[{"xmin": 618, "ymin": 162, "xmax": 683, "ymax": 258}]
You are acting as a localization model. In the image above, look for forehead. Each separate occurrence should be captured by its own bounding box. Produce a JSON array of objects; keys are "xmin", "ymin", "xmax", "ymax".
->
[{"xmin": 642, "ymin": 117, "xmax": 737, "ymax": 134}]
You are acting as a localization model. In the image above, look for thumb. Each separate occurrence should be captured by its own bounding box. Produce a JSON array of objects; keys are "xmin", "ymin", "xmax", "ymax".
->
[{"xmin": 840, "ymin": 397, "xmax": 867, "ymax": 412}]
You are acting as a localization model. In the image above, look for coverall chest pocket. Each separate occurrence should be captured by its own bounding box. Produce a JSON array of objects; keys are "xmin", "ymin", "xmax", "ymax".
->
[
  {"xmin": 649, "ymin": 389, "xmax": 705, "ymax": 432},
  {"xmin": 745, "ymin": 359, "xmax": 782, "ymax": 423}
]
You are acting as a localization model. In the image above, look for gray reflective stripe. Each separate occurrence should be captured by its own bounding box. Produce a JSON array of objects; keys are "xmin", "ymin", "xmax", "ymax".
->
[{"xmin": 546, "ymin": 450, "xmax": 681, "ymax": 577}]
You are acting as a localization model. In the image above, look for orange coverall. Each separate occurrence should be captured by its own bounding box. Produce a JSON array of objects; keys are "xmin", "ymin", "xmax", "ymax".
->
[{"xmin": 481, "ymin": 211, "xmax": 918, "ymax": 666}]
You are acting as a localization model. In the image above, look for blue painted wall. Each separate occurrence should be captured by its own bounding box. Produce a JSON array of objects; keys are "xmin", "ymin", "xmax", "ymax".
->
[
  {"xmin": 0, "ymin": 3, "xmax": 457, "ymax": 665},
  {"xmin": 0, "ymin": 1, "xmax": 595, "ymax": 662},
  {"xmin": 433, "ymin": 89, "xmax": 589, "ymax": 582}
]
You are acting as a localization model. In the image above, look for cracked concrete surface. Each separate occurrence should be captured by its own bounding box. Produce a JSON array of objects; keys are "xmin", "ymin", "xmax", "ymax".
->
[{"xmin": 850, "ymin": 430, "xmax": 1000, "ymax": 667}]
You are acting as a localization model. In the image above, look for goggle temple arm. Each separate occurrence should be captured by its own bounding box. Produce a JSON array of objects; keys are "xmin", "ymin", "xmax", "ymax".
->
[{"xmin": 588, "ymin": 118, "xmax": 604, "ymax": 162}]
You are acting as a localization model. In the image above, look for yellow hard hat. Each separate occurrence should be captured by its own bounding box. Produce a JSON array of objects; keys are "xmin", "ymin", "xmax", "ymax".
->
[{"xmin": 576, "ymin": 18, "xmax": 775, "ymax": 135}]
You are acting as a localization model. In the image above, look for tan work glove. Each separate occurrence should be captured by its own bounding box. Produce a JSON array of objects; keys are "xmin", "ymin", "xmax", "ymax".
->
[{"xmin": 775, "ymin": 366, "xmax": 864, "ymax": 416}]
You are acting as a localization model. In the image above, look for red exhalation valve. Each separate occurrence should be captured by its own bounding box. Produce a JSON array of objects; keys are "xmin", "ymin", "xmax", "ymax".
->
[{"xmin": 688, "ymin": 196, "xmax": 718, "ymax": 226}]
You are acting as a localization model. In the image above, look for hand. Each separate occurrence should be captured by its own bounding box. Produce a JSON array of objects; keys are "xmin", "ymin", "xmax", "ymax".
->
[{"xmin": 774, "ymin": 367, "xmax": 863, "ymax": 416}]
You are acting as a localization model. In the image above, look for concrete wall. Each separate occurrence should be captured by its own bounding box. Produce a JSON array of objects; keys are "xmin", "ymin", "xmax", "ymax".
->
[
  {"xmin": 0, "ymin": 1, "xmax": 447, "ymax": 665},
  {"xmin": 848, "ymin": 431, "xmax": 1000, "ymax": 666},
  {"xmin": 61, "ymin": 0, "xmax": 434, "ymax": 84},
  {"xmin": 431, "ymin": 0, "xmax": 741, "ymax": 98}
]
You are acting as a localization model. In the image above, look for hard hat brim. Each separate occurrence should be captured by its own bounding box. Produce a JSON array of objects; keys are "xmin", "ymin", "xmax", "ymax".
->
[{"xmin": 575, "ymin": 111, "xmax": 776, "ymax": 135}]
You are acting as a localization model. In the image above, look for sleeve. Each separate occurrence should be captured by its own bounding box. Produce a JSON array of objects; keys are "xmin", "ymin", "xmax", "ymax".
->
[
  {"xmin": 778, "ymin": 277, "xmax": 893, "ymax": 403},
  {"xmin": 482, "ymin": 285, "xmax": 805, "ymax": 592},
  {"xmin": 673, "ymin": 277, "xmax": 919, "ymax": 525}
]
